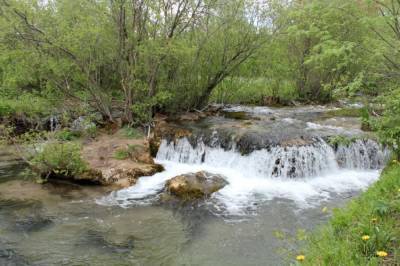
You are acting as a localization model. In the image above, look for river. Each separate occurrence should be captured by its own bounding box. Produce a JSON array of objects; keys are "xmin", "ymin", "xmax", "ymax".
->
[{"xmin": 0, "ymin": 105, "xmax": 389, "ymax": 265}]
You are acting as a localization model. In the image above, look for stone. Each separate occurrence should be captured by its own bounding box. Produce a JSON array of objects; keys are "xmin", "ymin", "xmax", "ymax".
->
[{"xmin": 165, "ymin": 171, "xmax": 228, "ymax": 200}]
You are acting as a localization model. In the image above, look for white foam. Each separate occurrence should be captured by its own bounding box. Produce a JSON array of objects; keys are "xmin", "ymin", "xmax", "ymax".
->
[
  {"xmin": 223, "ymin": 105, "xmax": 274, "ymax": 114},
  {"xmin": 98, "ymin": 160, "xmax": 380, "ymax": 215},
  {"xmin": 98, "ymin": 137, "xmax": 384, "ymax": 216}
]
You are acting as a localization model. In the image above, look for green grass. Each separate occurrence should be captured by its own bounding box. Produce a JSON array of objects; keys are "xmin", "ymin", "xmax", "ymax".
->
[
  {"xmin": 120, "ymin": 126, "xmax": 143, "ymax": 139},
  {"xmin": 298, "ymin": 162, "xmax": 400, "ymax": 265},
  {"xmin": 113, "ymin": 144, "xmax": 139, "ymax": 160},
  {"xmin": 113, "ymin": 149, "xmax": 130, "ymax": 160}
]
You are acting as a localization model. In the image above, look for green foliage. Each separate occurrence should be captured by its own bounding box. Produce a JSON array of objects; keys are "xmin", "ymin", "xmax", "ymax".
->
[
  {"xmin": 113, "ymin": 144, "xmax": 139, "ymax": 160},
  {"xmin": 327, "ymin": 135, "xmax": 355, "ymax": 147},
  {"xmin": 83, "ymin": 123, "xmax": 98, "ymax": 139},
  {"xmin": 374, "ymin": 88, "xmax": 400, "ymax": 159},
  {"xmin": 113, "ymin": 149, "xmax": 130, "ymax": 160},
  {"xmin": 54, "ymin": 129, "xmax": 80, "ymax": 141},
  {"xmin": 211, "ymin": 77, "xmax": 297, "ymax": 105},
  {"xmin": 0, "ymin": 0, "xmax": 267, "ymax": 123},
  {"xmin": 0, "ymin": 93, "xmax": 53, "ymax": 118},
  {"xmin": 301, "ymin": 163, "xmax": 400, "ymax": 265},
  {"xmin": 30, "ymin": 142, "xmax": 88, "ymax": 179},
  {"xmin": 131, "ymin": 91, "xmax": 171, "ymax": 125}
]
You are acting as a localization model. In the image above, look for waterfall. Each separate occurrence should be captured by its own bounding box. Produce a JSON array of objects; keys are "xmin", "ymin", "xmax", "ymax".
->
[
  {"xmin": 49, "ymin": 116, "xmax": 59, "ymax": 132},
  {"xmin": 335, "ymin": 139, "xmax": 390, "ymax": 170},
  {"xmin": 157, "ymin": 137, "xmax": 389, "ymax": 179}
]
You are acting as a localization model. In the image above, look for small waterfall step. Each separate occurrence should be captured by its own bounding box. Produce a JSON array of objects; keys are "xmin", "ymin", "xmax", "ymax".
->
[{"xmin": 156, "ymin": 137, "xmax": 389, "ymax": 179}]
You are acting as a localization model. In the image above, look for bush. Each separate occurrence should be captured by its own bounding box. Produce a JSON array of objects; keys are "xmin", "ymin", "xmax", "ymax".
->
[
  {"xmin": 374, "ymin": 88, "xmax": 400, "ymax": 159},
  {"xmin": 0, "ymin": 93, "xmax": 52, "ymax": 119},
  {"xmin": 30, "ymin": 142, "xmax": 88, "ymax": 179},
  {"xmin": 327, "ymin": 135, "xmax": 355, "ymax": 148},
  {"xmin": 54, "ymin": 129, "xmax": 80, "ymax": 141}
]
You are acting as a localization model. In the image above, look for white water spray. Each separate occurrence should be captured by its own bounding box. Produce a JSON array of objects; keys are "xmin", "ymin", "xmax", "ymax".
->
[{"xmin": 98, "ymin": 136, "xmax": 388, "ymax": 215}]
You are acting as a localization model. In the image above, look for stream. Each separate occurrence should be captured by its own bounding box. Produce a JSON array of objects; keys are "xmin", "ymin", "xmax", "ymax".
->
[{"xmin": 0, "ymin": 105, "xmax": 390, "ymax": 265}]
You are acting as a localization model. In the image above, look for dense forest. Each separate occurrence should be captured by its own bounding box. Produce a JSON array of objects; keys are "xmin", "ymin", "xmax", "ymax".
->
[{"xmin": 0, "ymin": 0, "xmax": 399, "ymax": 149}]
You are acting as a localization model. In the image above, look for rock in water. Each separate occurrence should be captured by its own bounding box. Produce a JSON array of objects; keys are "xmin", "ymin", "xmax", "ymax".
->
[{"xmin": 165, "ymin": 171, "xmax": 228, "ymax": 200}]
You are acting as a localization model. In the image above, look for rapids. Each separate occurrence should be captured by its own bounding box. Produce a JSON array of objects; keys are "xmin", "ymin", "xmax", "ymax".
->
[
  {"xmin": 100, "ymin": 105, "xmax": 390, "ymax": 216},
  {"xmin": 0, "ymin": 104, "xmax": 391, "ymax": 265}
]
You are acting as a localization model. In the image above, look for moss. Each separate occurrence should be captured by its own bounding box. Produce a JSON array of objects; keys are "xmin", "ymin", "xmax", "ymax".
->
[{"xmin": 299, "ymin": 162, "xmax": 400, "ymax": 265}]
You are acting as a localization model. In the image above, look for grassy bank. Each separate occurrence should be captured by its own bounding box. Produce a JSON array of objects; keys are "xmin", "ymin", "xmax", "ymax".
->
[{"xmin": 297, "ymin": 162, "xmax": 400, "ymax": 265}]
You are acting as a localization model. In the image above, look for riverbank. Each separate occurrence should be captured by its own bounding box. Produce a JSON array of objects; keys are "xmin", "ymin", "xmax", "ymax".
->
[{"xmin": 300, "ymin": 162, "xmax": 400, "ymax": 265}]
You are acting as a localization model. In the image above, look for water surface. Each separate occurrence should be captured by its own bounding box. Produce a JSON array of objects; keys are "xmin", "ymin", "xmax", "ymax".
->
[{"xmin": 0, "ymin": 105, "xmax": 388, "ymax": 265}]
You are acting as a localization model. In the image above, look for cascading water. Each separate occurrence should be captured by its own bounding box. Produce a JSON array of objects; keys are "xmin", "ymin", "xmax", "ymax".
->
[
  {"xmin": 156, "ymin": 137, "xmax": 389, "ymax": 178},
  {"xmin": 99, "ymin": 132, "xmax": 389, "ymax": 215},
  {"xmin": 97, "ymin": 104, "xmax": 391, "ymax": 215},
  {"xmin": 335, "ymin": 139, "xmax": 390, "ymax": 169}
]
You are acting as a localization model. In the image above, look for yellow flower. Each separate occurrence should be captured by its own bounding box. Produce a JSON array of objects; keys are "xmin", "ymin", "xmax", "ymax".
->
[
  {"xmin": 371, "ymin": 218, "xmax": 378, "ymax": 223},
  {"xmin": 392, "ymin": 160, "xmax": 397, "ymax": 163},
  {"xmin": 362, "ymin": 235, "xmax": 370, "ymax": 241},
  {"xmin": 296, "ymin": 255, "xmax": 305, "ymax": 262},
  {"xmin": 376, "ymin": 251, "xmax": 388, "ymax": 257},
  {"xmin": 322, "ymin": 207, "xmax": 328, "ymax": 213},
  {"xmin": 398, "ymin": 188, "xmax": 400, "ymax": 193}
]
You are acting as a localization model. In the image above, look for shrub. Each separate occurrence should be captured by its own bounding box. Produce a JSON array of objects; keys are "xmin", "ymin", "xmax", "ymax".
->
[
  {"xmin": 0, "ymin": 93, "xmax": 52, "ymax": 119},
  {"xmin": 327, "ymin": 135, "xmax": 355, "ymax": 148},
  {"xmin": 373, "ymin": 88, "xmax": 400, "ymax": 159},
  {"xmin": 30, "ymin": 142, "xmax": 88, "ymax": 179},
  {"xmin": 54, "ymin": 129, "xmax": 80, "ymax": 141}
]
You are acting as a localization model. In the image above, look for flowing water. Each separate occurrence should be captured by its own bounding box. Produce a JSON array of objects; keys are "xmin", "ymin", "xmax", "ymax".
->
[{"xmin": 0, "ymin": 105, "xmax": 390, "ymax": 265}]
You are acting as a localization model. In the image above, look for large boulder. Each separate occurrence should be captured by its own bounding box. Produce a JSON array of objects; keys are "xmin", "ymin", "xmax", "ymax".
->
[{"xmin": 165, "ymin": 171, "xmax": 228, "ymax": 200}]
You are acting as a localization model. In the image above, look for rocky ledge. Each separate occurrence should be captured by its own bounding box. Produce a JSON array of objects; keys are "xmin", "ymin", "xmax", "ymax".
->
[{"xmin": 80, "ymin": 133, "xmax": 164, "ymax": 188}]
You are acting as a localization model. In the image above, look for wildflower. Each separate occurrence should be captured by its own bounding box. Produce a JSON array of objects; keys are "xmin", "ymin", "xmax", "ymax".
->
[
  {"xmin": 376, "ymin": 251, "xmax": 388, "ymax": 257},
  {"xmin": 371, "ymin": 218, "xmax": 378, "ymax": 223},
  {"xmin": 296, "ymin": 255, "xmax": 305, "ymax": 262},
  {"xmin": 322, "ymin": 207, "xmax": 328, "ymax": 213},
  {"xmin": 392, "ymin": 159, "xmax": 397, "ymax": 164},
  {"xmin": 362, "ymin": 235, "xmax": 370, "ymax": 241}
]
